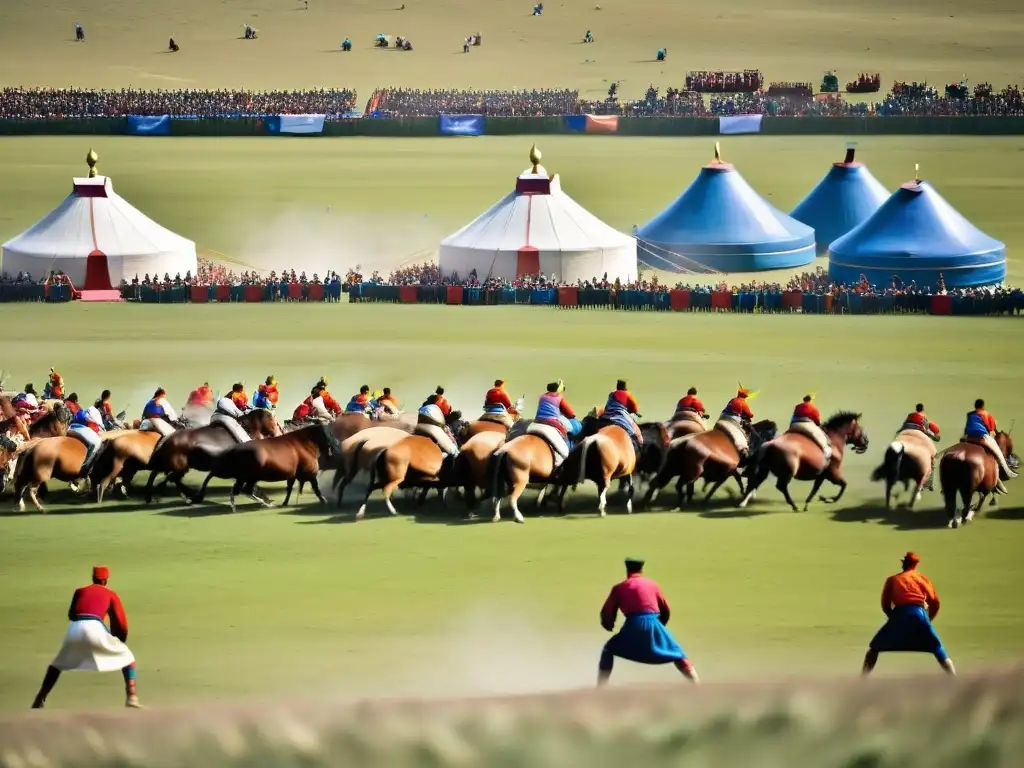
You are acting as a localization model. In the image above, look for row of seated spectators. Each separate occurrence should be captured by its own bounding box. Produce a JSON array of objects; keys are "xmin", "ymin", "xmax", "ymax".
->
[
  {"xmin": 685, "ymin": 71, "xmax": 764, "ymax": 93},
  {"xmin": 846, "ymin": 73, "xmax": 882, "ymax": 93},
  {"xmin": 877, "ymin": 83, "xmax": 1024, "ymax": 117},
  {"xmin": 366, "ymin": 88, "xmax": 580, "ymax": 117},
  {"xmin": 0, "ymin": 87, "xmax": 358, "ymax": 118},
  {"xmin": 765, "ymin": 82, "xmax": 814, "ymax": 98}
]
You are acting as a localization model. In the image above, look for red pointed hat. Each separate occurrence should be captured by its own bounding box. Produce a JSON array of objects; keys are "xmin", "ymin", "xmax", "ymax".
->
[
  {"xmin": 93, "ymin": 565, "xmax": 110, "ymax": 580},
  {"xmin": 902, "ymin": 552, "xmax": 920, "ymax": 565}
]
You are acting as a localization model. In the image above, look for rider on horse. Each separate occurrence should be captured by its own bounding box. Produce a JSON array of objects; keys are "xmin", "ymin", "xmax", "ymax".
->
[
  {"xmin": 417, "ymin": 394, "xmax": 459, "ymax": 456},
  {"xmin": 482, "ymin": 379, "xmax": 516, "ymax": 426},
  {"xmin": 140, "ymin": 388, "xmax": 177, "ymax": 437},
  {"xmin": 253, "ymin": 376, "xmax": 279, "ymax": 410},
  {"xmin": 44, "ymin": 369, "xmax": 65, "ymax": 400},
  {"xmin": 12, "ymin": 384, "xmax": 40, "ymax": 414},
  {"xmin": 789, "ymin": 394, "xmax": 831, "ymax": 470},
  {"xmin": 212, "ymin": 389, "xmax": 251, "ymax": 443},
  {"xmin": 377, "ymin": 387, "xmax": 400, "ymax": 415},
  {"xmin": 64, "ymin": 393, "xmax": 81, "ymax": 418},
  {"xmin": 718, "ymin": 385, "xmax": 754, "ymax": 458},
  {"xmin": 69, "ymin": 404, "xmax": 105, "ymax": 475},
  {"xmin": 603, "ymin": 380, "xmax": 643, "ymax": 453},
  {"xmin": 962, "ymin": 398, "xmax": 1017, "ymax": 493},
  {"xmin": 229, "ymin": 383, "xmax": 249, "ymax": 411},
  {"xmin": 292, "ymin": 386, "xmax": 329, "ymax": 423},
  {"xmin": 902, "ymin": 403, "xmax": 939, "ymax": 440},
  {"xmin": 674, "ymin": 387, "xmax": 708, "ymax": 422},
  {"xmin": 315, "ymin": 377, "xmax": 343, "ymax": 418},
  {"xmin": 433, "ymin": 387, "xmax": 453, "ymax": 419},
  {"xmin": 186, "ymin": 382, "xmax": 214, "ymax": 409},
  {"xmin": 534, "ymin": 380, "xmax": 578, "ymax": 453},
  {"xmin": 95, "ymin": 390, "xmax": 117, "ymax": 429},
  {"xmin": 345, "ymin": 385, "xmax": 373, "ymax": 415}
]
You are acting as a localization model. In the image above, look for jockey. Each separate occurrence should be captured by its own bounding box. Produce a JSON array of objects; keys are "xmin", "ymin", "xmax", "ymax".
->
[
  {"xmin": 212, "ymin": 390, "xmax": 251, "ymax": 443},
  {"xmin": 790, "ymin": 394, "xmax": 832, "ymax": 468},
  {"xmin": 95, "ymin": 390, "xmax": 116, "ymax": 429},
  {"xmin": 535, "ymin": 380, "xmax": 578, "ymax": 451},
  {"xmin": 69, "ymin": 404, "xmax": 105, "ymax": 475},
  {"xmin": 64, "ymin": 393, "xmax": 82, "ymax": 418},
  {"xmin": 345, "ymin": 385, "xmax": 373, "ymax": 415},
  {"xmin": 292, "ymin": 386, "xmax": 324, "ymax": 422},
  {"xmin": 315, "ymin": 377, "xmax": 343, "ymax": 417},
  {"xmin": 140, "ymin": 388, "xmax": 177, "ymax": 437},
  {"xmin": 484, "ymin": 380, "xmax": 514, "ymax": 414},
  {"xmin": 901, "ymin": 403, "xmax": 939, "ymax": 440},
  {"xmin": 721, "ymin": 386, "xmax": 754, "ymax": 423},
  {"xmin": 377, "ymin": 387, "xmax": 400, "ymax": 414},
  {"xmin": 12, "ymin": 384, "xmax": 39, "ymax": 413},
  {"xmin": 417, "ymin": 394, "xmax": 459, "ymax": 456},
  {"xmin": 44, "ymin": 368, "xmax": 65, "ymax": 400},
  {"xmin": 963, "ymin": 398, "xmax": 1017, "ymax": 492},
  {"xmin": 253, "ymin": 376, "xmax": 279, "ymax": 410},
  {"xmin": 229, "ymin": 383, "xmax": 249, "ymax": 412},
  {"xmin": 603, "ymin": 379, "xmax": 643, "ymax": 451},
  {"xmin": 186, "ymin": 382, "xmax": 214, "ymax": 409},
  {"xmin": 674, "ymin": 387, "xmax": 708, "ymax": 420},
  {"xmin": 433, "ymin": 386, "xmax": 452, "ymax": 419}
]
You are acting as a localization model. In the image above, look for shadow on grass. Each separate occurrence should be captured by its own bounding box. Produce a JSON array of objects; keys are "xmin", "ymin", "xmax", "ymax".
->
[
  {"xmin": 983, "ymin": 505, "xmax": 1024, "ymax": 521},
  {"xmin": 828, "ymin": 501, "xmax": 947, "ymax": 530}
]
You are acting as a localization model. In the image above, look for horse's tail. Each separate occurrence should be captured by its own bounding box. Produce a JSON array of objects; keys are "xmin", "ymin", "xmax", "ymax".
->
[
  {"xmin": 365, "ymin": 447, "xmax": 390, "ymax": 494},
  {"xmin": 938, "ymin": 454, "xmax": 959, "ymax": 517},
  {"xmin": 334, "ymin": 437, "xmax": 370, "ymax": 490},
  {"xmin": 577, "ymin": 435, "xmax": 599, "ymax": 486},
  {"xmin": 486, "ymin": 449, "xmax": 509, "ymax": 501},
  {"xmin": 872, "ymin": 441, "xmax": 903, "ymax": 483}
]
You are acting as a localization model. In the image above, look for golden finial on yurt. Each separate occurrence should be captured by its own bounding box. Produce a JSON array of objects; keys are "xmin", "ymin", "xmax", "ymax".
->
[
  {"xmin": 86, "ymin": 148, "xmax": 99, "ymax": 178},
  {"xmin": 529, "ymin": 143, "xmax": 542, "ymax": 173},
  {"xmin": 713, "ymin": 141, "xmax": 723, "ymax": 164},
  {"xmin": 914, "ymin": 163, "xmax": 920, "ymax": 183}
]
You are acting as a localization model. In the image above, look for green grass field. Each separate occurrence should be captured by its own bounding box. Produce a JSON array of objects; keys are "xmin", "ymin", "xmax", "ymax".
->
[{"xmin": 0, "ymin": 303, "xmax": 1021, "ymax": 716}]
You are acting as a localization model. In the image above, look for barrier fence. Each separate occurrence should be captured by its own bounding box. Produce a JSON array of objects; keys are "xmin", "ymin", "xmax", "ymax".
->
[{"xmin": 6, "ymin": 115, "xmax": 1024, "ymax": 137}]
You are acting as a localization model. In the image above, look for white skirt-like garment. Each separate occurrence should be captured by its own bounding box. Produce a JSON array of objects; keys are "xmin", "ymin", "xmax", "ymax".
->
[{"xmin": 51, "ymin": 619, "xmax": 135, "ymax": 672}]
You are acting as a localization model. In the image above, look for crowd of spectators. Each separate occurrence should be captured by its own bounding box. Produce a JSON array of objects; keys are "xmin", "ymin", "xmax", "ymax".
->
[
  {"xmin": 685, "ymin": 71, "xmax": 764, "ymax": 93},
  {"xmin": 366, "ymin": 88, "xmax": 580, "ymax": 117},
  {"xmin": 846, "ymin": 73, "xmax": 882, "ymax": 93},
  {"xmin": 766, "ymin": 82, "xmax": 814, "ymax": 98},
  {"xmin": 0, "ymin": 87, "xmax": 358, "ymax": 118}
]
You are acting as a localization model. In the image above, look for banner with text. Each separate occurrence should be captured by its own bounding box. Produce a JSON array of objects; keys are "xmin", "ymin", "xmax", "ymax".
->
[{"xmin": 265, "ymin": 114, "xmax": 326, "ymax": 134}]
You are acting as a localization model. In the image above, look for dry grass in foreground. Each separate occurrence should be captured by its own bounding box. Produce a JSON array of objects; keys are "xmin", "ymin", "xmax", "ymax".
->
[{"xmin": 1, "ymin": 665, "xmax": 1022, "ymax": 767}]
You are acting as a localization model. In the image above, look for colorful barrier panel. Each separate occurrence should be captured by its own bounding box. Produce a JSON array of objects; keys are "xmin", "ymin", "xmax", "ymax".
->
[
  {"xmin": 446, "ymin": 286, "xmax": 464, "ymax": 305},
  {"xmin": 558, "ymin": 287, "xmax": 579, "ymax": 307},
  {"xmin": 190, "ymin": 286, "xmax": 208, "ymax": 303},
  {"xmin": 243, "ymin": 285, "xmax": 262, "ymax": 302},
  {"xmin": 669, "ymin": 289, "xmax": 690, "ymax": 311},
  {"xmin": 439, "ymin": 115, "xmax": 484, "ymax": 136},
  {"xmin": 307, "ymin": 282, "xmax": 325, "ymax": 301},
  {"xmin": 711, "ymin": 291, "xmax": 731, "ymax": 310},
  {"xmin": 931, "ymin": 294, "xmax": 953, "ymax": 315},
  {"xmin": 127, "ymin": 115, "xmax": 171, "ymax": 136}
]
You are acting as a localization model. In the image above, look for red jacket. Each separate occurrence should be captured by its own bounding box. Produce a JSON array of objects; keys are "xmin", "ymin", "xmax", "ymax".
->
[
  {"xmin": 723, "ymin": 396, "xmax": 753, "ymax": 420},
  {"xmin": 435, "ymin": 395, "xmax": 452, "ymax": 418},
  {"xmin": 676, "ymin": 394, "xmax": 706, "ymax": 415},
  {"xmin": 68, "ymin": 583, "xmax": 129, "ymax": 641},
  {"xmin": 293, "ymin": 395, "xmax": 318, "ymax": 421},
  {"xmin": 484, "ymin": 387, "xmax": 513, "ymax": 411},
  {"xmin": 792, "ymin": 401, "xmax": 821, "ymax": 424},
  {"xmin": 320, "ymin": 391, "xmax": 342, "ymax": 416},
  {"xmin": 258, "ymin": 383, "xmax": 279, "ymax": 405},
  {"xmin": 607, "ymin": 389, "xmax": 640, "ymax": 414},
  {"xmin": 66, "ymin": 400, "xmax": 81, "ymax": 417},
  {"xmin": 188, "ymin": 386, "xmax": 214, "ymax": 407},
  {"xmin": 600, "ymin": 573, "xmax": 670, "ymax": 630},
  {"xmin": 905, "ymin": 411, "xmax": 939, "ymax": 436}
]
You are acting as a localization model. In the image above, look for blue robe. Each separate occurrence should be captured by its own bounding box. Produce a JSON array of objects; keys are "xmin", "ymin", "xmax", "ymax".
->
[
  {"xmin": 603, "ymin": 612, "xmax": 686, "ymax": 665},
  {"xmin": 869, "ymin": 604, "xmax": 948, "ymax": 661}
]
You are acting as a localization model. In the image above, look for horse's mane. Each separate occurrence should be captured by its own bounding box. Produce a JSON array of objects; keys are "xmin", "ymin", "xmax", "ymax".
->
[{"xmin": 824, "ymin": 411, "xmax": 862, "ymax": 430}]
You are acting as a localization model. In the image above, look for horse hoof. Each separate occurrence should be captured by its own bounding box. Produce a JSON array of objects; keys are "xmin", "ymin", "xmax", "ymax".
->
[
  {"xmin": 626, "ymin": 500, "xmax": 633, "ymax": 514},
  {"xmin": 491, "ymin": 514, "xmax": 500, "ymax": 522},
  {"xmin": 514, "ymin": 515, "xmax": 525, "ymax": 524},
  {"xmin": 599, "ymin": 509, "xmax": 607, "ymax": 518},
  {"xmin": 949, "ymin": 518, "xmax": 960, "ymax": 529},
  {"xmin": 355, "ymin": 506, "xmax": 366, "ymax": 520}
]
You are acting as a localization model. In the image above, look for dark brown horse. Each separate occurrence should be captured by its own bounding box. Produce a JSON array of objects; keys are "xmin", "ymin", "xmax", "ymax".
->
[
  {"xmin": 939, "ymin": 431, "xmax": 1017, "ymax": 528},
  {"xmin": 644, "ymin": 419, "xmax": 777, "ymax": 509},
  {"xmin": 191, "ymin": 423, "xmax": 341, "ymax": 511},
  {"xmin": 143, "ymin": 409, "xmax": 282, "ymax": 502},
  {"xmin": 739, "ymin": 411, "xmax": 869, "ymax": 512}
]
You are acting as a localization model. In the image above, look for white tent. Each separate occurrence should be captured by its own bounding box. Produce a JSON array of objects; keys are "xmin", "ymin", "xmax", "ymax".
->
[
  {"xmin": 438, "ymin": 146, "xmax": 637, "ymax": 283},
  {"xmin": 1, "ymin": 153, "xmax": 196, "ymax": 290}
]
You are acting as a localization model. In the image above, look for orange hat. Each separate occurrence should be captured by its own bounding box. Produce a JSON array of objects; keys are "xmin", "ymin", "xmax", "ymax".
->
[
  {"xmin": 93, "ymin": 565, "xmax": 110, "ymax": 580},
  {"xmin": 902, "ymin": 552, "xmax": 920, "ymax": 565},
  {"xmin": 737, "ymin": 386, "xmax": 751, "ymax": 398}
]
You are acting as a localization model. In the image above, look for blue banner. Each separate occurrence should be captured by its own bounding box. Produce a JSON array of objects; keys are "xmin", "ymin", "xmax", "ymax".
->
[
  {"xmin": 564, "ymin": 115, "xmax": 587, "ymax": 133},
  {"xmin": 719, "ymin": 114, "xmax": 763, "ymax": 134},
  {"xmin": 439, "ymin": 114, "xmax": 484, "ymax": 136},
  {"xmin": 127, "ymin": 115, "xmax": 170, "ymax": 135},
  {"xmin": 264, "ymin": 115, "xmax": 326, "ymax": 134}
]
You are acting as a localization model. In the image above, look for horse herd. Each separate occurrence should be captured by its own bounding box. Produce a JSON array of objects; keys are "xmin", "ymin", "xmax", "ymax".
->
[{"xmin": 0, "ymin": 397, "xmax": 1016, "ymax": 528}]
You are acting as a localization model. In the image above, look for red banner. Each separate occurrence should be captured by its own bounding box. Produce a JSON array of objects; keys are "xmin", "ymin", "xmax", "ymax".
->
[
  {"xmin": 446, "ymin": 286, "xmax": 464, "ymax": 305},
  {"xmin": 399, "ymin": 285, "xmax": 418, "ymax": 304},
  {"xmin": 215, "ymin": 284, "xmax": 231, "ymax": 302},
  {"xmin": 190, "ymin": 286, "xmax": 208, "ymax": 303},
  {"xmin": 669, "ymin": 289, "xmax": 690, "ymax": 311},
  {"xmin": 307, "ymin": 282, "xmax": 325, "ymax": 302},
  {"xmin": 243, "ymin": 285, "xmax": 262, "ymax": 303},
  {"xmin": 783, "ymin": 290, "xmax": 802, "ymax": 310},
  {"xmin": 558, "ymin": 287, "xmax": 579, "ymax": 307},
  {"xmin": 711, "ymin": 291, "xmax": 731, "ymax": 310},
  {"xmin": 930, "ymin": 294, "xmax": 953, "ymax": 315}
]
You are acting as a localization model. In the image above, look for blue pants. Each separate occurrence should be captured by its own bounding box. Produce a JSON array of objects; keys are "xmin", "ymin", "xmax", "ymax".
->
[
  {"xmin": 600, "ymin": 613, "xmax": 686, "ymax": 670},
  {"xmin": 869, "ymin": 604, "xmax": 949, "ymax": 662}
]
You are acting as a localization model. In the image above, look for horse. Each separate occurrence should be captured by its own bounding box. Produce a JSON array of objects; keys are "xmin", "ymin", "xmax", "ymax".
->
[
  {"xmin": 939, "ymin": 431, "xmax": 1017, "ymax": 528},
  {"xmin": 332, "ymin": 426, "xmax": 415, "ymax": 508},
  {"xmin": 739, "ymin": 411, "xmax": 869, "ymax": 512},
  {"xmin": 191, "ymin": 423, "xmax": 341, "ymax": 512},
  {"xmin": 2, "ymin": 403, "xmax": 73, "ymax": 493},
  {"xmin": 143, "ymin": 409, "xmax": 282, "ymax": 503},
  {"xmin": 557, "ymin": 414, "xmax": 642, "ymax": 517},
  {"xmin": 454, "ymin": 430, "xmax": 508, "ymax": 512},
  {"xmin": 870, "ymin": 428, "xmax": 940, "ymax": 510},
  {"xmin": 667, "ymin": 410, "xmax": 710, "ymax": 440},
  {"xmin": 354, "ymin": 414, "xmax": 470, "ymax": 520},
  {"xmin": 645, "ymin": 419, "xmax": 778, "ymax": 509}
]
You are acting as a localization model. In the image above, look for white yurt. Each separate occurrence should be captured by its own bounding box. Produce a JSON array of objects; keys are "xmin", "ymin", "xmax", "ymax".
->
[
  {"xmin": 438, "ymin": 145, "xmax": 637, "ymax": 283},
  {"xmin": 1, "ymin": 150, "xmax": 197, "ymax": 290}
]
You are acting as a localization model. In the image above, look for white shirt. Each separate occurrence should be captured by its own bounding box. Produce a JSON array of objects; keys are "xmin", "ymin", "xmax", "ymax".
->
[
  {"xmin": 156, "ymin": 396, "xmax": 178, "ymax": 421},
  {"xmin": 83, "ymin": 406, "xmax": 105, "ymax": 430},
  {"xmin": 216, "ymin": 396, "xmax": 243, "ymax": 418},
  {"xmin": 18, "ymin": 393, "xmax": 38, "ymax": 408},
  {"xmin": 311, "ymin": 395, "xmax": 330, "ymax": 418}
]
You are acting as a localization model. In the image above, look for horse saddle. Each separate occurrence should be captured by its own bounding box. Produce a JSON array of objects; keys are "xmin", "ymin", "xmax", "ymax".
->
[
  {"xmin": 672, "ymin": 410, "xmax": 707, "ymax": 429},
  {"xmin": 479, "ymin": 410, "xmax": 513, "ymax": 428},
  {"xmin": 414, "ymin": 423, "xmax": 458, "ymax": 456},
  {"xmin": 525, "ymin": 422, "xmax": 570, "ymax": 466},
  {"xmin": 713, "ymin": 418, "xmax": 748, "ymax": 453}
]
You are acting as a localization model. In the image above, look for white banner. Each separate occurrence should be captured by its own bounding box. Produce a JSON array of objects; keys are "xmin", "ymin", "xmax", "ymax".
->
[
  {"xmin": 279, "ymin": 114, "xmax": 326, "ymax": 134},
  {"xmin": 718, "ymin": 114, "xmax": 763, "ymax": 135}
]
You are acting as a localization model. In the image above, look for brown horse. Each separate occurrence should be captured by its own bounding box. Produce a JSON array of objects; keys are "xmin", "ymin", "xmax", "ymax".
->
[
  {"xmin": 143, "ymin": 409, "xmax": 282, "ymax": 502},
  {"xmin": 191, "ymin": 423, "xmax": 341, "ymax": 511},
  {"xmin": 870, "ymin": 428, "xmax": 940, "ymax": 510},
  {"xmin": 939, "ymin": 431, "xmax": 1017, "ymax": 528},
  {"xmin": 454, "ymin": 430, "xmax": 507, "ymax": 512},
  {"xmin": 355, "ymin": 415, "xmax": 470, "ymax": 520},
  {"xmin": 668, "ymin": 411, "xmax": 710, "ymax": 440},
  {"xmin": 13, "ymin": 430, "xmax": 130, "ymax": 512},
  {"xmin": 485, "ymin": 418, "xmax": 574, "ymax": 523},
  {"xmin": 739, "ymin": 411, "xmax": 869, "ymax": 512},
  {"xmin": 332, "ymin": 426, "xmax": 415, "ymax": 508},
  {"xmin": 559, "ymin": 416, "xmax": 640, "ymax": 517},
  {"xmin": 644, "ymin": 419, "xmax": 777, "ymax": 509}
]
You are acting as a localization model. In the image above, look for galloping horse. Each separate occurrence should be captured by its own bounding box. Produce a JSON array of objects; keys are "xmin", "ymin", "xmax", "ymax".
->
[
  {"xmin": 332, "ymin": 426, "xmax": 415, "ymax": 508},
  {"xmin": 455, "ymin": 430, "xmax": 508, "ymax": 512},
  {"xmin": 870, "ymin": 428, "xmax": 939, "ymax": 510},
  {"xmin": 192, "ymin": 423, "xmax": 341, "ymax": 512},
  {"xmin": 559, "ymin": 414, "xmax": 642, "ymax": 517},
  {"xmin": 667, "ymin": 410, "xmax": 710, "ymax": 440},
  {"xmin": 143, "ymin": 409, "xmax": 282, "ymax": 502},
  {"xmin": 939, "ymin": 431, "xmax": 1017, "ymax": 528},
  {"xmin": 645, "ymin": 419, "xmax": 777, "ymax": 509},
  {"xmin": 739, "ymin": 411, "xmax": 869, "ymax": 512},
  {"xmin": 354, "ymin": 414, "xmax": 470, "ymax": 520}
]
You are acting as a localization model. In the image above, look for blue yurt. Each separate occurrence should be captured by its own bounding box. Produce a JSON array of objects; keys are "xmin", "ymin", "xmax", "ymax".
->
[
  {"xmin": 828, "ymin": 168, "xmax": 1007, "ymax": 289},
  {"xmin": 636, "ymin": 143, "xmax": 815, "ymax": 273},
  {"xmin": 790, "ymin": 145, "xmax": 889, "ymax": 255}
]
